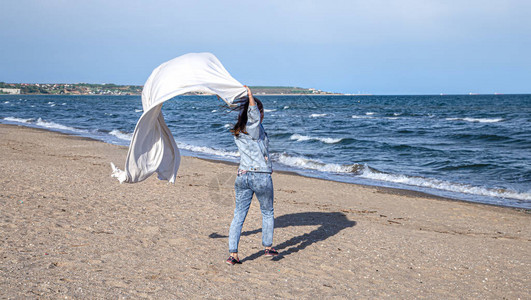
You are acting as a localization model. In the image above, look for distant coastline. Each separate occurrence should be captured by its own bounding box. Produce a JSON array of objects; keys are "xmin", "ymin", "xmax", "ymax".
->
[{"xmin": 0, "ymin": 82, "xmax": 343, "ymax": 96}]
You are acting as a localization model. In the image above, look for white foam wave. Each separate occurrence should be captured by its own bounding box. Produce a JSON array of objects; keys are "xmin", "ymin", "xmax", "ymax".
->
[
  {"xmin": 446, "ymin": 117, "xmax": 503, "ymax": 123},
  {"xmin": 3, "ymin": 101, "xmax": 10, "ymax": 104},
  {"xmin": 224, "ymin": 124, "xmax": 232, "ymax": 129},
  {"xmin": 365, "ymin": 112, "xmax": 375, "ymax": 116},
  {"xmin": 135, "ymin": 109, "xmax": 142, "ymax": 113},
  {"xmin": 4, "ymin": 117, "xmax": 33, "ymax": 123},
  {"xmin": 264, "ymin": 109, "xmax": 276, "ymax": 112},
  {"xmin": 211, "ymin": 109, "xmax": 217, "ymax": 113},
  {"xmin": 283, "ymin": 106, "xmax": 290, "ymax": 109},
  {"xmin": 176, "ymin": 142, "xmax": 239, "ymax": 158},
  {"xmin": 352, "ymin": 115, "xmax": 373, "ymax": 119},
  {"xmin": 290, "ymin": 133, "xmax": 342, "ymax": 144},
  {"xmin": 109, "ymin": 130, "xmax": 133, "ymax": 141},
  {"xmin": 310, "ymin": 113, "xmax": 327, "ymax": 118},
  {"xmin": 360, "ymin": 167, "xmax": 531, "ymax": 201},
  {"xmin": 35, "ymin": 118, "xmax": 87, "ymax": 133},
  {"xmin": 276, "ymin": 153, "xmax": 359, "ymax": 173}
]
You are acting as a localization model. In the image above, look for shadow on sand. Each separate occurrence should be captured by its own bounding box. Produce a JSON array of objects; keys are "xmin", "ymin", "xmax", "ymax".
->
[{"xmin": 209, "ymin": 211, "xmax": 356, "ymax": 262}]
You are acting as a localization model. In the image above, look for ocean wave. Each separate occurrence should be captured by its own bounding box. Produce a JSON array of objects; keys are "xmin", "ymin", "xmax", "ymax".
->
[
  {"xmin": 290, "ymin": 133, "xmax": 343, "ymax": 144},
  {"xmin": 264, "ymin": 109, "xmax": 276, "ymax": 112},
  {"xmin": 4, "ymin": 117, "xmax": 33, "ymax": 123},
  {"xmin": 4, "ymin": 116, "xmax": 88, "ymax": 135},
  {"xmin": 359, "ymin": 167, "xmax": 531, "ymax": 201},
  {"xmin": 275, "ymin": 153, "xmax": 363, "ymax": 173},
  {"xmin": 3, "ymin": 101, "xmax": 9, "ymax": 104},
  {"xmin": 449, "ymin": 133, "xmax": 511, "ymax": 142},
  {"xmin": 352, "ymin": 115, "xmax": 374, "ymax": 119},
  {"xmin": 106, "ymin": 129, "xmax": 239, "ymax": 158},
  {"xmin": 35, "ymin": 118, "xmax": 88, "ymax": 133},
  {"xmin": 176, "ymin": 142, "xmax": 239, "ymax": 158},
  {"xmin": 135, "ymin": 109, "xmax": 143, "ymax": 112},
  {"xmin": 365, "ymin": 112, "xmax": 375, "ymax": 116},
  {"xmin": 283, "ymin": 106, "xmax": 290, "ymax": 109},
  {"xmin": 310, "ymin": 113, "xmax": 327, "ymax": 118},
  {"xmin": 436, "ymin": 163, "xmax": 490, "ymax": 171},
  {"xmin": 446, "ymin": 117, "xmax": 503, "ymax": 123},
  {"xmin": 109, "ymin": 129, "xmax": 133, "ymax": 141}
]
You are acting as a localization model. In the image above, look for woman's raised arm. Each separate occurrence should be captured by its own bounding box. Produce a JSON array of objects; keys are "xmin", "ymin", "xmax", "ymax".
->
[{"xmin": 244, "ymin": 85, "xmax": 255, "ymax": 107}]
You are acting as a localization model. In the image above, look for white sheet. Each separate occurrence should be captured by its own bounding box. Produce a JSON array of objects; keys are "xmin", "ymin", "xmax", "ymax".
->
[{"xmin": 111, "ymin": 52, "xmax": 246, "ymax": 183}]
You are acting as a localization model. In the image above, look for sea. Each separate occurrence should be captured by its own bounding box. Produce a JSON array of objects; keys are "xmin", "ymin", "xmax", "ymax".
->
[{"xmin": 1, "ymin": 94, "xmax": 530, "ymax": 209}]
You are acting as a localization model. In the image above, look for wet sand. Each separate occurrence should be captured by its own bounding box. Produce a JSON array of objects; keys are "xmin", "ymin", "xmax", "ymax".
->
[{"xmin": 0, "ymin": 124, "xmax": 529, "ymax": 298}]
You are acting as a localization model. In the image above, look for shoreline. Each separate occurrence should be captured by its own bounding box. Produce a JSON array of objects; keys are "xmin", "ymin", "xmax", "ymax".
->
[
  {"xmin": 2, "ymin": 122, "xmax": 529, "ymax": 211},
  {"xmin": 3, "ymin": 123, "xmax": 527, "ymax": 212},
  {"xmin": 193, "ymin": 155, "xmax": 530, "ymax": 212},
  {"xmin": 1, "ymin": 124, "xmax": 529, "ymax": 298}
]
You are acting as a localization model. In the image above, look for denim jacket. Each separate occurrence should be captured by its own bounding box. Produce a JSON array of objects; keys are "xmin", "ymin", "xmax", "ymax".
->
[{"xmin": 234, "ymin": 105, "xmax": 273, "ymax": 173}]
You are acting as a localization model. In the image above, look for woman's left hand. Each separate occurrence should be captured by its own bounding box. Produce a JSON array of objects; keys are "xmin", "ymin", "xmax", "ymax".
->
[
  {"xmin": 244, "ymin": 85, "xmax": 252, "ymax": 96},
  {"xmin": 244, "ymin": 85, "xmax": 255, "ymax": 106}
]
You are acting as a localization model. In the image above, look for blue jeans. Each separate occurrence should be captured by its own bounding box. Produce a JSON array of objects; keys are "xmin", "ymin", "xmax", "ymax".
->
[{"xmin": 228, "ymin": 172, "xmax": 274, "ymax": 253}]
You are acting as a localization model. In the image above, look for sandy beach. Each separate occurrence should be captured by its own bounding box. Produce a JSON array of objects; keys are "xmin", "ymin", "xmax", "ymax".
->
[{"xmin": 0, "ymin": 124, "xmax": 529, "ymax": 299}]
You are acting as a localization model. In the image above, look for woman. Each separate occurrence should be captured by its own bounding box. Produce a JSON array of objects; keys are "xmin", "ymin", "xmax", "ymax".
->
[{"xmin": 226, "ymin": 86, "xmax": 278, "ymax": 265}]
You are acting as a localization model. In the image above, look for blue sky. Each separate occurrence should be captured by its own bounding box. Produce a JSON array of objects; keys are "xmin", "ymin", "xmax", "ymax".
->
[{"xmin": 1, "ymin": 0, "xmax": 530, "ymax": 94}]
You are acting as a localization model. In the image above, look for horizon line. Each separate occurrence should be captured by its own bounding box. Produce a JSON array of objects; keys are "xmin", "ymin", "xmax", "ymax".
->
[{"xmin": 1, "ymin": 81, "xmax": 529, "ymax": 96}]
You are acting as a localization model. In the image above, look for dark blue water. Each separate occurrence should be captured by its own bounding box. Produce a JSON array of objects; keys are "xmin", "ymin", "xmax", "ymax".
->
[{"xmin": 1, "ymin": 94, "xmax": 530, "ymax": 209}]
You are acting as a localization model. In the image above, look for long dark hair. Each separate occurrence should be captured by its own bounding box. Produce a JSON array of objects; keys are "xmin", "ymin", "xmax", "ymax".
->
[{"xmin": 230, "ymin": 96, "xmax": 263, "ymax": 137}]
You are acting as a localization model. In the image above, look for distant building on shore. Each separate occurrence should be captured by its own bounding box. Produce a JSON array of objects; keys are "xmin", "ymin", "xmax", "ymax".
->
[{"xmin": 0, "ymin": 88, "xmax": 21, "ymax": 94}]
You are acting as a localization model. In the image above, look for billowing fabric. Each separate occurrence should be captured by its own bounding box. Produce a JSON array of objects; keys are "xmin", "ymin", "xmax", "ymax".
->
[
  {"xmin": 234, "ymin": 105, "xmax": 272, "ymax": 173},
  {"xmin": 111, "ymin": 52, "xmax": 246, "ymax": 183}
]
